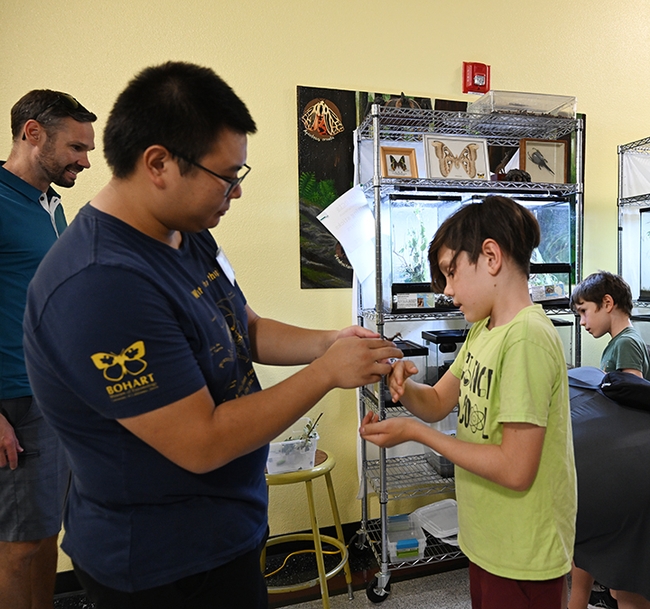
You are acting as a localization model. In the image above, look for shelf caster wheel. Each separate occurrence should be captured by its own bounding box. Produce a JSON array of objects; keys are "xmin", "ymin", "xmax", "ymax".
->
[
  {"xmin": 348, "ymin": 532, "xmax": 370, "ymax": 557},
  {"xmin": 366, "ymin": 577, "xmax": 391, "ymax": 603}
]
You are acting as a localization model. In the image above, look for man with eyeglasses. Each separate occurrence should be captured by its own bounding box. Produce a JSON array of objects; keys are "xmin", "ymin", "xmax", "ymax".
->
[
  {"xmin": 23, "ymin": 62, "xmax": 401, "ymax": 609},
  {"xmin": 0, "ymin": 90, "xmax": 96, "ymax": 609}
]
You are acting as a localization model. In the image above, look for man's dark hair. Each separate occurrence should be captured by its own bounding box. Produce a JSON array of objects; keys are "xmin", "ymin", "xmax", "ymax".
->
[
  {"xmin": 103, "ymin": 61, "xmax": 257, "ymax": 178},
  {"xmin": 11, "ymin": 89, "xmax": 97, "ymax": 140},
  {"xmin": 428, "ymin": 195, "xmax": 541, "ymax": 292},
  {"xmin": 570, "ymin": 271, "xmax": 633, "ymax": 316}
]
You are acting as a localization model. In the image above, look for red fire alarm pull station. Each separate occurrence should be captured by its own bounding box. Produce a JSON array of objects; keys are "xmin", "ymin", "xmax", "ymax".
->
[{"xmin": 462, "ymin": 62, "xmax": 491, "ymax": 94}]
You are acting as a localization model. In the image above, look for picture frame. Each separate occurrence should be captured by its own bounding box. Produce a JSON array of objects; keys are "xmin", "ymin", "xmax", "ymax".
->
[
  {"xmin": 423, "ymin": 134, "xmax": 490, "ymax": 180},
  {"xmin": 520, "ymin": 138, "xmax": 568, "ymax": 184},
  {"xmin": 380, "ymin": 146, "xmax": 418, "ymax": 178}
]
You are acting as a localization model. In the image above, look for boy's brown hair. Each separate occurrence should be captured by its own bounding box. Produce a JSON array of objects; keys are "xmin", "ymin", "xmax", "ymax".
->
[
  {"xmin": 570, "ymin": 271, "xmax": 633, "ymax": 316},
  {"xmin": 428, "ymin": 195, "xmax": 541, "ymax": 293}
]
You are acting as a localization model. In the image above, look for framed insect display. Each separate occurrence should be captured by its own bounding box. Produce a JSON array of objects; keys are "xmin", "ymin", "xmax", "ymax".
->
[
  {"xmin": 380, "ymin": 146, "xmax": 419, "ymax": 179},
  {"xmin": 423, "ymin": 134, "xmax": 490, "ymax": 180},
  {"xmin": 520, "ymin": 139, "xmax": 568, "ymax": 184}
]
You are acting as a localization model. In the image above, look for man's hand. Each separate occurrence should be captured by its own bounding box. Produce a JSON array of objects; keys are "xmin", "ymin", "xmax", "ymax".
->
[
  {"xmin": 318, "ymin": 336, "xmax": 403, "ymax": 389},
  {"xmin": 335, "ymin": 325, "xmax": 381, "ymax": 340},
  {"xmin": 0, "ymin": 414, "xmax": 22, "ymax": 470}
]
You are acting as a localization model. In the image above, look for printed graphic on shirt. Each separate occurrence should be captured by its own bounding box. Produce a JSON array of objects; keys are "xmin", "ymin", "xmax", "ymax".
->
[
  {"xmin": 211, "ymin": 295, "xmax": 258, "ymax": 399},
  {"xmin": 191, "ymin": 267, "xmax": 221, "ymax": 299},
  {"xmin": 90, "ymin": 341, "xmax": 158, "ymax": 401},
  {"xmin": 217, "ymin": 297, "xmax": 248, "ymax": 361},
  {"xmin": 458, "ymin": 349, "xmax": 492, "ymax": 440}
]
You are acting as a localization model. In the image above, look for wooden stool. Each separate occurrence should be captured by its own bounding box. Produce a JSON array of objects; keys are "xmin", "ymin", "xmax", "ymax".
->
[{"xmin": 262, "ymin": 449, "xmax": 353, "ymax": 607}]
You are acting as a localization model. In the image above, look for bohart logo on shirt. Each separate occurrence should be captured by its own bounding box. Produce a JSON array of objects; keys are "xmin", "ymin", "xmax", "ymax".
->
[{"xmin": 90, "ymin": 340, "xmax": 158, "ymax": 400}]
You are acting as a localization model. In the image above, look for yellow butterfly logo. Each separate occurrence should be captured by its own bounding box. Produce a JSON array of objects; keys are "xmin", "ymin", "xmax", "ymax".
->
[
  {"xmin": 90, "ymin": 341, "xmax": 148, "ymax": 382},
  {"xmin": 431, "ymin": 141, "xmax": 479, "ymax": 179}
]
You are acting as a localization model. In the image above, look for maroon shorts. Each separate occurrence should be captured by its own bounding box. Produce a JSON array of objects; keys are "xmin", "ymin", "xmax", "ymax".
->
[{"xmin": 469, "ymin": 561, "xmax": 565, "ymax": 609}]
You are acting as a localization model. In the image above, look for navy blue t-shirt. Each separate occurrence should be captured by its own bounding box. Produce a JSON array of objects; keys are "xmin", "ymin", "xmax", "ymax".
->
[{"xmin": 24, "ymin": 204, "xmax": 268, "ymax": 592}]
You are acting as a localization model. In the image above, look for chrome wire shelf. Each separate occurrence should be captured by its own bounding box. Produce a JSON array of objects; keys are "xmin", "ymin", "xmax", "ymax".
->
[
  {"xmin": 364, "ymin": 454, "xmax": 456, "ymax": 499},
  {"xmin": 618, "ymin": 136, "xmax": 650, "ymax": 154},
  {"xmin": 540, "ymin": 306, "xmax": 575, "ymax": 316},
  {"xmin": 619, "ymin": 193, "xmax": 650, "ymax": 207},
  {"xmin": 362, "ymin": 178, "xmax": 581, "ymax": 198},
  {"xmin": 364, "ymin": 517, "xmax": 464, "ymax": 570},
  {"xmin": 357, "ymin": 106, "xmax": 580, "ymax": 146},
  {"xmin": 361, "ymin": 388, "xmax": 410, "ymax": 417},
  {"xmin": 360, "ymin": 309, "xmax": 465, "ymax": 323}
]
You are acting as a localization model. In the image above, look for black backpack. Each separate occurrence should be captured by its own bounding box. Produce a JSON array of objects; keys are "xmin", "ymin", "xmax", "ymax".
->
[{"xmin": 600, "ymin": 371, "xmax": 650, "ymax": 412}]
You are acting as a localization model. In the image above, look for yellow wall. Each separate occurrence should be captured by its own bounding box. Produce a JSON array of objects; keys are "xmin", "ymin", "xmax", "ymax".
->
[{"xmin": 2, "ymin": 0, "xmax": 648, "ymax": 572}]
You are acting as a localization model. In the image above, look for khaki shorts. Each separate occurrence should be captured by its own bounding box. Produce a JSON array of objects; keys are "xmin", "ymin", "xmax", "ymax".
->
[{"xmin": 0, "ymin": 396, "xmax": 69, "ymax": 541}]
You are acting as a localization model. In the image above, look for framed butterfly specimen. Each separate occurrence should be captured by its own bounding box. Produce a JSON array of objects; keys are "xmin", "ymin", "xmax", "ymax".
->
[
  {"xmin": 380, "ymin": 146, "xmax": 419, "ymax": 179},
  {"xmin": 520, "ymin": 139, "xmax": 568, "ymax": 184},
  {"xmin": 423, "ymin": 134, "xmax": 490, "ymax": 181}
]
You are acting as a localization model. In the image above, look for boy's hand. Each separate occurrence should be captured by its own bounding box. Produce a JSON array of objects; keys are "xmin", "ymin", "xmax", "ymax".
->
[
  {"xmin": 359, "ymin": 411, "xmax": 418, "ymax": 448},
  {"xmin": 387, "ymin": 360, "xmax": 419, "ymax": 402}
]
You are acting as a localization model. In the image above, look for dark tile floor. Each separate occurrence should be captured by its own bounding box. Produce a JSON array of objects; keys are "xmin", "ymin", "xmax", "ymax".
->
[{"xmin": 53, "ymin": 536, "xmax": 465, "ymax": 608}]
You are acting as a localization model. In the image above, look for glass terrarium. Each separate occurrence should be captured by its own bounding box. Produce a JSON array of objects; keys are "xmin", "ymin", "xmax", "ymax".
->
[
  {"xmin": 529, "ymin": 263, "xmax": 571, "ymax": 307},
  {"xmin": 524, "ymin": 198, "xmax": 574, "ymax": 266},
  {"xmin": 503, "ymin": 196, "xmax": 575, "ymax": 307},
  {"xmin": 640, "ymin": 208, "xmax": 650, "ymax": 301},
  {"xmin": 389, "ymin": 196, "xmax": 463, "ymax": 284}
]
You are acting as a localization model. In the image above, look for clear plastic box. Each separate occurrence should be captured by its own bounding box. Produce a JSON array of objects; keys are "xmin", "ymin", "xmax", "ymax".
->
[
  {"xmin": 386, "ymin": 517, "xmax": 426, "ymax": 562},
  {"xmin": 413, "ymin": 499, "xmax": 459, "ymax": 539},
  {"xmin": 266, "ymin": 417, "xmax": 319, "ymax": 474},
  {"xmin": 423, "ymin": 430, "xmax": 456, "ymax": 477},
  {"xmin": 468, "ymin": 90, "xmax": 577, "ymax": 118},
  {"xmin": 424, "ymin": 446, "xmax": 455, "ymax": 477}
]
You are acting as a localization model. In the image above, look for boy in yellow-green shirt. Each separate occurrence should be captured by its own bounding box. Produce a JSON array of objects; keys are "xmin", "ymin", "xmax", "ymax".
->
[{"xmin": 360, "ymin": 196, "xmax": 576, "ymax": 609}]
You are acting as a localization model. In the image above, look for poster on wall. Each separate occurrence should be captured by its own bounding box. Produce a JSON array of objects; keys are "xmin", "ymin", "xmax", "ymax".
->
[
  {"xmin": 298, "ymin": 87, "xmax": 432, "ymax": 289},
  {"xmin": 298, "ymin": 85, "xmax": 356, "ymax": 289}
]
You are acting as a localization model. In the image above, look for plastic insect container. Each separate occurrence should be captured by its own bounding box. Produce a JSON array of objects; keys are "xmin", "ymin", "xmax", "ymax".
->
[
  {"xmin": 412, "ymin": 499, "xmax": 459, "ymax": 540},
  {"xmin": 386, "ymin": 518, "xmax": 426, "ymax": 562},
  {"xmin": 423, "ymin": 430, "xmax": 456, "ymax": 477},
  {"xmin": 468, "ymin": 90, "xmax": 576, "ymax": 118},
  {"xmin": 266, "ymin": 418, "xmax": 319, "ymax": 474},
  {"xmin": 421, "ymin": 329, "xmax": 468, "ymax": 384},
  {"xmin": 387, "ymin": 513, "xmax": 413, "ymax": 532}
]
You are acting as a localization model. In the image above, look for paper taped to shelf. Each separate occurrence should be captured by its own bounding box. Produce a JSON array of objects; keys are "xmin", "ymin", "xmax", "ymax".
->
[{"xmin": 317, "ymin": 185, "xmax": 375, "ymax": 283}]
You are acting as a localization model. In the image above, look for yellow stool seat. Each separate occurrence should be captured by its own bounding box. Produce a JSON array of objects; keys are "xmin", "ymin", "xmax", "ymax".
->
[{"xmin": 263, "ymin": 449, "xmax": 353, "ymax": 608}]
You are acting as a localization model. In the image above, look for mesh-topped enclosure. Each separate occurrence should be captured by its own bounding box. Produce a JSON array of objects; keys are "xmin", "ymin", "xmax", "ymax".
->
[{"xmin": 618, "ymin": 136, "xmax": 650, "ymax": 304}]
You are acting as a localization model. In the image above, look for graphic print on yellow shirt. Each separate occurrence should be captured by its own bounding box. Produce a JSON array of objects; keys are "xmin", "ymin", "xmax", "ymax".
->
[
  {"xmin": 449, "ymin": 305, "xmax": 576, "ymax": 581},
  {"xmin": 458, "ymin": 348, "xmax": 493, "ymax": 440}
]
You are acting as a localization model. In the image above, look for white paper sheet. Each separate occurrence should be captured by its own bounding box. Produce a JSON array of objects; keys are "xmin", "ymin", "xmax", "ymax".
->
[{"xmin": 317, "ymin": 185, "xmax": 375, "ymax": 283}]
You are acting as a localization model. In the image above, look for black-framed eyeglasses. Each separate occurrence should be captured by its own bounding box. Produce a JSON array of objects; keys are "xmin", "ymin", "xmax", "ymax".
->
[{"xmin": 170, "ymin": 151, "xmax": 251, "ymax": 198}]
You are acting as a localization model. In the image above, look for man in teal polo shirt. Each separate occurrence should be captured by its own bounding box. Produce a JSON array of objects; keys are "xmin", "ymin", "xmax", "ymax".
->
[{"xmin": 0, "ymin": 89, "xmax": 95, "ymax": 609}]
